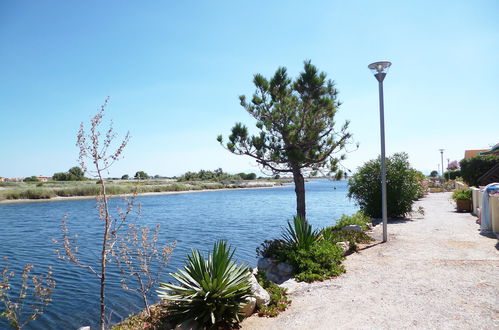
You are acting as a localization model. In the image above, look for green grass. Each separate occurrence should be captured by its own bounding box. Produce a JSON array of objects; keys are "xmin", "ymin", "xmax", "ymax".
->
[{"xmin": 0, "ymin": 179, "xmax": 274, "ymax": 201}]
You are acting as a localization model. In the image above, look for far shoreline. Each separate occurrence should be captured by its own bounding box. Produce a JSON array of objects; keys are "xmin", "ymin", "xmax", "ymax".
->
[{"xmin": 0, "ymin": 183, "xmax": 290, "ymax": 205}]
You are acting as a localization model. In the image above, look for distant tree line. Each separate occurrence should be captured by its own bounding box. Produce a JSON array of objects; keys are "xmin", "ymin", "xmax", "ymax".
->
[{"xmin": 178, "ymin": 168, "xmax": 257, "ymax": 182}]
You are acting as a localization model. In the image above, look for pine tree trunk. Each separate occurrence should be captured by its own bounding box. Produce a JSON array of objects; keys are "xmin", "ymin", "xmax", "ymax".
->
[{"xmin": 292, "ymin": 168, "xmax": 306, "ymax": 219}]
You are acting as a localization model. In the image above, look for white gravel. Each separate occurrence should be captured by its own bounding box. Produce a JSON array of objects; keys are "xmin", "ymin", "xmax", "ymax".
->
[{"xmin": 242, "ymin": 192, "xmax": 499, "ymax": 330}]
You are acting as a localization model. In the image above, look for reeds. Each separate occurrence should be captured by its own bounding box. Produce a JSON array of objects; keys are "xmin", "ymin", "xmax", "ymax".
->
[{"xmin": 0, "ymin": 181, "xmax": 239, "ymax": 200}]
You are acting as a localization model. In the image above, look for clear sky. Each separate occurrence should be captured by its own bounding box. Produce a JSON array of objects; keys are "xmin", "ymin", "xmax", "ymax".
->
[{"xmin": 1, "ymin": 0, "xmax": 498, "ymax": 178}]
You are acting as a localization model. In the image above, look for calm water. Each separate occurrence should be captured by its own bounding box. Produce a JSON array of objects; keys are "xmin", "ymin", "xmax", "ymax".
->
[{"xmin": 0, "ymin": 180, "xmax": 357, "ymax": 329}]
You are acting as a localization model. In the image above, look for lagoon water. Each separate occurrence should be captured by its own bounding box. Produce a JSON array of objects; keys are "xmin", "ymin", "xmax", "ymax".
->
[{"xmin": 0, "ymin": 179, "xmax": 357, "ymax": 329}]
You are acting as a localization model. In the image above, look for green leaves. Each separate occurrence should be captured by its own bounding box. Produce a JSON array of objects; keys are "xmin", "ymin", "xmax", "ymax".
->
[
  {"xmin": 218, "ymin": 61, "xmax": 353, "ymax": 175},
  {"xmin": 158, "ymin": 241, "xmax": 252, "ymax": 328},
  {"xmin": 348, "ymin": 152, "xmax": 425, "ymax": 218},
  {"xmin": 282, "ymin": 216, "xmax": 319, "ymax": 250}
]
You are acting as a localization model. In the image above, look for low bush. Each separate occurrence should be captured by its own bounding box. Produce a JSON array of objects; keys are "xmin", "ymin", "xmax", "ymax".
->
[
  {"xmin": 444, "ymin": 170, "xmax": 461, "ymax": 180},
  {"xmin": 330, "ymin": 212, "xmax": 371, "ymax": 231},
  {"xmin": 348, "ymin": 152, "xmax": 425, "ymax": 218},
  {"xmin": 255, "ymin": 270, "xmax": 291, "ymax": 317},
  {"xmin": 282, "ymin": 216, "xmax": 320, "ymax": 250},
  {"xmin": 321, "ymin": 228, "xmax": 375, "ymax": 252},
  {"xmin": 256, "ymin": 217, "xmax": 357, "ymax": 283},
  {"xmin": 5, "ymin": 188, "xmax": 56, "ymax": 200},
  {"xmin": 452, "ymin": 189, "xmax": 472, "ymax": 201},
  {"xmin": 158, "ymin": 241, "xmax": 252, "ymax": 328},
  {"xmin": 286, "ymin": 240, "xmax": 345, "ymax": 283},
  {"xmin": 256, "ymin": 239, "xmax": 288, "ymax": 260}
]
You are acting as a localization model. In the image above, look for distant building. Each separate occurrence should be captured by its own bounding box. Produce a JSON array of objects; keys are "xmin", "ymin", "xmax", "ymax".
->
[
  {"xmin": 35, "ymin": 176, "xmax": 52, "ymax": 182},
  {"xmin": 464, "ymin": 149, "xmax": 488, "ymax": 159},
  {"xmin": 478, "ymin": 143, "xmax": 499, "ymax": 156},
  {"xmin": 0, "ymin": 176, "xmax": 5, "ymax": 182},
  {"xmin": 6, "ymin": 177, "xmax": 24, "ymax": 182}
]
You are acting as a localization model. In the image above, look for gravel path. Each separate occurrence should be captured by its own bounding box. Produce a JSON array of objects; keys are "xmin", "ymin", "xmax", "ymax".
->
[{"xmin": 242, "ymin": 192, "xmax": 499, "ymax": 330}]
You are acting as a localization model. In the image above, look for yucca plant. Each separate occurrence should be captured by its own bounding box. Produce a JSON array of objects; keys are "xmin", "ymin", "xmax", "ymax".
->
[
  {"xmin": 282, "ymin": 216, "xmax": 320, "ymax": 250},
  {"xmin": 157, "ymin": 241, "xmax": 252, "ymax": 328}
]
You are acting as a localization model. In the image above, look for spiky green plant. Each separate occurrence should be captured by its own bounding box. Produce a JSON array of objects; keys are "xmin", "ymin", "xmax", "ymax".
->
[
  {"xmin": 157, "ymin": 241, "xmax": 252, "ymax": 328},
  {"xmin": 282, "ymin": 216, "xmax": 319, "ymax": 250}
]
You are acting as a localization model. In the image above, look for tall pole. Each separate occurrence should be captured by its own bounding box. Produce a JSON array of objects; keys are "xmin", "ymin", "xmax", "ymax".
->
[
  {"xmin": 439, "ymin": 149, "xmax": 444, "ymax": 180},
  {"xmin": 369, "ymin": 61, "xmax": 391, "ymax": 243},
  {"xmin": 377, "ymin": 74, "xmax": 388, "ymax": 243},
  {"xmin": 447, "ymin": 158, "xmax": 450, "ymax": 181}
]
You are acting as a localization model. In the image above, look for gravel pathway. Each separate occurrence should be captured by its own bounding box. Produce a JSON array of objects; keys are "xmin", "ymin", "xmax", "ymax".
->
[{"xmin": 242, "ymin": 192, "xmax": 499, "ymax": 330}]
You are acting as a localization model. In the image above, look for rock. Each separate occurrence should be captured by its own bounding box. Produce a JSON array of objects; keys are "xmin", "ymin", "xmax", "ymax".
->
[
  {"xmin": 77, "ymin": 327, "xmax": 90, "ymax": 330},
  {"xmin": 276, "ymin": 262, "xmax": 293, "ymax": 277},
  {"xmin": 257, "ymin": 257, "xmax": 273, "ymax": 270},
  {"xmin": 240, "ymin": 297, "xmax": 257, "ymax": 317},
  {"xmin": 249, "ymin": 274, "xmax": 270, "ymax": 306},
  {"xmin": 342, "ymin": 225, "xmax": 363, "ymax": 232},
  {"xmin": 175, "ymin": 319, "xmax": 201, "ymax": 330},
  {"xmin": 279, "ymin": 278, "xmax": 301, "ymax": 294},
  {"xmin": 336, "ymin": 241, "xmax": 350, "ymax": 253},
  {"xmin": 366, "ymin": 222, "xmax": 374, "ymax": 230},
  {"xmin": 265, "ymin": 270, "xmax": 282, "ymax": 284}
]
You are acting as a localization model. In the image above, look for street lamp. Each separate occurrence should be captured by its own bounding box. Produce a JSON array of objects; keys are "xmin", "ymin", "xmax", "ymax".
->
[
  {"xmin": 369, "ymin": 61, "xmax": 391, "ymax": 243},
  {"xmin": 439, "ymin": 149, "xmax": 444, "ymax": 180}
]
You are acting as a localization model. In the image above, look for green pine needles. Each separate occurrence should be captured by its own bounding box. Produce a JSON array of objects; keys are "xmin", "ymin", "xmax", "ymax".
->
[
  {"xmin": 218, "ymin": 60, "xmax": 354, "ymax": 218},
  {"xmin": 158, "ymin": 241, "xmax": 252, "ymax": 328}
]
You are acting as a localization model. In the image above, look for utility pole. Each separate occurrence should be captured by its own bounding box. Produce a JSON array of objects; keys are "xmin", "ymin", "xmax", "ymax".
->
[{"xmin": 439, "ymin": 149, "xmax": 444, "ymax": 181}]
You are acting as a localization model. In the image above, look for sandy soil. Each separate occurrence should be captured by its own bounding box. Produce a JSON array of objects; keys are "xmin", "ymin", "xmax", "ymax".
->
[{"xmin": 242, "ymin": 192, "xmax": 499, "ymax": 330}]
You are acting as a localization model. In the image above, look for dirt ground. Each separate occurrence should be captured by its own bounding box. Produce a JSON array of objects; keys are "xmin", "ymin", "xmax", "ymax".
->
[{"xmin": 242, "ymin": 192, "xmax": 499, "ymax": 330}]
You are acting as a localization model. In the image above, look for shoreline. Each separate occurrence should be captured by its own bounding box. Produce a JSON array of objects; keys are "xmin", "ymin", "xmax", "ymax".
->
[{"xmin": 0, "ymin": 183, "xmax": 289, "ymax": 205}]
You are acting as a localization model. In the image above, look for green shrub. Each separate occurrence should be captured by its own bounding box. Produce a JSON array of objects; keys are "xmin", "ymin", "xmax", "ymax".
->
[
  {"xmin": 23, "ymin": 176, "xmax": 40, "ymax": 182},
  {"xmin": 256, "ymin": 239, "xmax": 288, "ymax": 260},
  {"xmin": 330, "ymin": 212, "xmax": 371, "ymax": 231},
  {"xmin": 444, "ymin": 170, "xmax": 461, "ymax": 180},
  {"xmin": 286, "ymin": 240, "xmax": 345, "ymax": 283},
  {"xmin": 452, "ymin": 189, "xmax": 472, "ymax": 201},
  {"xmin": 256, "ymin": 216, "xmax": 375, "ymax": 283},
  {"xmin": 158, "ymin": 241, "xmax": 252, "ymax": 328},
  {"xmin": 255, "ymin": 271, "xmax": 291, "ymax": 317},
  {"xmin": 321, "ymin": 228, "xmax": 374, "ymax": 244},
  {"xmin": 348, "ymin": 152, "xmax": 424, "ymax": 218},
  {"xmin": 282, "ymin": 216, "xmax": 320, "ymax": 250},
  {"xmin": 460, "ymin": 155, "xmax": 499, "ymax": 186}
]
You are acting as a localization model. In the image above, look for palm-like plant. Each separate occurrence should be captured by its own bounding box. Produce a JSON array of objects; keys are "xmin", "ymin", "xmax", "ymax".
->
[
  {"xmin": 158, "ymin": 241, "xmax": 252, "ymax": 328},
  {"xmin": 282, "ymin": 216, "xmax": 320, "ymax": 250}
]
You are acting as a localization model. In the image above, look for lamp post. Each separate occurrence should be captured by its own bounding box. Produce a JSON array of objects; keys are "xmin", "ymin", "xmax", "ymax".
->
[
  {"xmin": 439, "ymin": 149, "xmax": 444, "ymax": 181},
  {"xmin": 368, "ymin": 61, "xmax": 391, "ymax": 243}
]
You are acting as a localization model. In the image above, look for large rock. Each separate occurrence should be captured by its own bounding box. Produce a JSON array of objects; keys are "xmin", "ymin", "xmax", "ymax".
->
[
  {"xmin": 248, "ymin": 274, "xmax": 270, "ymax": 306},
  {"xmin": 240, "ymin": 297, "xmax": 257, "ymax": 317},
  {"xmin": 342, "ymin": 225, "xmax": 363, "ymax": 232},
  {"xmin": 276, "ymin": 262, "xmax": 293, "ymax": 277},
  {"xmin": 336, "ymin": 241, "xmax": 350, "ymax": 253},
  {"xmin": 257, "ymin": 257, "xmax": 273, "ymax": 270},
  {"xmin": 257, "ymin": 257, "xmax": 294, "ymax": 284}
]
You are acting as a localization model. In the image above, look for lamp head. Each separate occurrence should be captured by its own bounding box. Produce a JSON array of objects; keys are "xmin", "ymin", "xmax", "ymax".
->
[{"xmin": 368, "ymin": 61, "xmax": 391, "ymax": 82}]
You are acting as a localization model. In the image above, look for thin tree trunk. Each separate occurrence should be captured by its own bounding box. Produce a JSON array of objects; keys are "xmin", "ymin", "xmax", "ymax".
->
[
  {"xmin": 292, "ymin": 168, "xmax": 306, "ymax": 219},
  {"xmin": 98, "ymin": 170, "xmax": 109, "ymax": 330}
]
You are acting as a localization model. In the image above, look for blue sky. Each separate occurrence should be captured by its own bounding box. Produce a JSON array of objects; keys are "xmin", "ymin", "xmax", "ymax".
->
[{"xmin": 1, "ymin": 0, "xmax": 498, "ymax": 178}]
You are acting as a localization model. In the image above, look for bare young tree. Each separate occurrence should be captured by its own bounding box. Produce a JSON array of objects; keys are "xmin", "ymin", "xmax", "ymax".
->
[
  {"xmin": 0, "ymin": 257, "xmax": 56, "ymax": 330},
  {"xmin": 53, "ymin": 98, "xmax": 130, "ymax": 330},
  {"xmin": 113, "ymin": 224, "xmax": 175, "ymax": 316}
]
